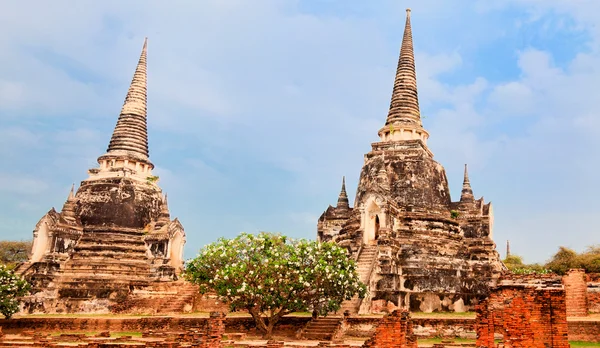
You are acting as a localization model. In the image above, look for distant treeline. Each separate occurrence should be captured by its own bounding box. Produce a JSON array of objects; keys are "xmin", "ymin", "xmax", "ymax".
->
[
  {"xmin": 504, "ymin": 245, "xmax": 600, "ymax": 275},
  {"xmin": 0, "ymin": 240, "xmax": 32, "ymax": 269}
]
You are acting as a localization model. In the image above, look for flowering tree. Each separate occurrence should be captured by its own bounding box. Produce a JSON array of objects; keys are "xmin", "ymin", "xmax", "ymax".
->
[
  {"xmin": 0, "ymin": 264, "xmax": 30, "ymax": 319},
  {"xmin": 185, "ymin": 232, "xmax": 366, "ymax": 338}
]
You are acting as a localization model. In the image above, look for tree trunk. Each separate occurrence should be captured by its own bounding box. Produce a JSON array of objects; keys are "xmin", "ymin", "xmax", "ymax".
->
[
  {"xmin": 248, "ymin": 308, "xmax": 269, "ymax": 336},
  {"xmin": 247, "ymin": 307, "xmax": 287, "ymax": 339}
]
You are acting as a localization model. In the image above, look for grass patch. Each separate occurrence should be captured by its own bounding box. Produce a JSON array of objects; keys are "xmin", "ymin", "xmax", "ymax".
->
[
  {"xmin": 411, "ymin": 311, "xmax": 476, "ymax": 318},
  {"xmin": 418, "ymin": 338, "xmax": 476, "ymax": 344},
  {"xmin": 570, "ymin": 342, "xmax": 600, "ymax": 347},
  {"xmin": 418, "ymin": 338, "xmax": 600, "ymax": 347},
  {"xmin": 15, "ymin": 313, "xmax": 152, "ymax": 318},
  {"xmin": 49, "ymin": 332, "xmax": 142, "ymax": 337}
]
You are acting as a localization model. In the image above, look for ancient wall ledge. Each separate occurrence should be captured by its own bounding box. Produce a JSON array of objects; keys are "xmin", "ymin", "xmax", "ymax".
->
[{"xmin": 1, "ymin": 315, "xmax": 598, "ymax": 341}]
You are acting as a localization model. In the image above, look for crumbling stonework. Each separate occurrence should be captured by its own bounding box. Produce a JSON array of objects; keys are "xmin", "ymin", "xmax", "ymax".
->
[
  {"xmin": 587, "ymin": 273, "xmax": 600, "ymax": 313},
  {"xmin": 15, "ymin": 39, "xmax": 187, "ymax": 314},
  {"xmin": 0, "ymin": 312, "xmax": 226, "ymax": 347},
  {"xmin": 563, "ymin": 268, "xmax": 588, "ymax": 317},
  {"xmin": 318, "ymin": 177, "xmax": 353, "ymax": 243},
  {"xmin": 361, "ymin": 310, "xmax": 417, "ymax": 348},
  {"xmin": 318, "ymin": 10, "xmax": 503, "ymax": 314},
  {"xmin": 475, "ymin": 275, "xmax": 570, "ymax": 348}
]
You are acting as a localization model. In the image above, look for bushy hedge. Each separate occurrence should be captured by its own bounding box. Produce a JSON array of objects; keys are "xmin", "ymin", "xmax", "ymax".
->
[{"xmin": 503, "ymin": 245, "xmax": 600, "ymax": 276}]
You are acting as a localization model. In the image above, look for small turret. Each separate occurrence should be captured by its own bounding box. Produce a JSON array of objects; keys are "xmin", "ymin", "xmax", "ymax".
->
[
  {"xmin": 155, "ymin": 194, "xmax": 171, "ymax": 229},
  {"xmin": 61, "ymin": 184, "xmax": 78, "ymax": 222},
  {"xmin": 337, "ymin": 177, "xmax": 350, "ymax": 210},
  {"xmin": 460, "ymin": 164, "xmax": 475, "ymax": 202}
]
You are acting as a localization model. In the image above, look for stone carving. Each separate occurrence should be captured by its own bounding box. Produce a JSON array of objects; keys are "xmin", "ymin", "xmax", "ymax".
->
[
  {"xmin": 317, "ymin": 10, "xmax": 504, "ymax": 314},
  {"xmin": 16, "ymin": 38, "xmax": 187, "ymax": 314}
]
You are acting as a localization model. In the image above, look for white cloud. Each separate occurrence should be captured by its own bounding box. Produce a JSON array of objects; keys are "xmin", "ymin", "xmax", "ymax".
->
[
  {"xmin": 0, "ymin": 174, "xmax": 48, "ymax": 195},
  {"xmin": 0, "ymin": 0, "xmax": 599, "ymax": 263}
]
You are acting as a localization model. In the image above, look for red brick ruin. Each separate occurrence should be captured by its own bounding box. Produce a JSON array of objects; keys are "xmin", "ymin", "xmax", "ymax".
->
[
  {"xmin": 361, "ymin": 310, "xmax": 417, "ymax": 348},
  {"xmin": 0, "ymin": 312, "xmax": 227, "ymax": 347},
  {"xmin": 563, "ymin": 268, "xmax": 589, "ymax": 317},
  {"xmin": 475, "ymin": 283, "xmax": 570, "ymax": 348}
]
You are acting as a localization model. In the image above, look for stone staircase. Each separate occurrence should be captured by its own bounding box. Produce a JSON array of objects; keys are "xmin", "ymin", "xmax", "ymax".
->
[
  {"xmin": 156, "ymin": 282, "xmax": 199, "ymax": 313},
  {"xmin": 339, "ymin": 245, "xmax": 378, "ymax": 314},
  {"xmin": 302, "ymin": 316, "xmax": 343, "ymax": 340},
  {"xmin": 55, "ymin": 231, "xmax": 155, "ymax": 299}
]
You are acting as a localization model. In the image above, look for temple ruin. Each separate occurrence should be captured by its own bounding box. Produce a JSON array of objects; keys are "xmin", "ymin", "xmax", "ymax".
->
[
  {"xmin": 318, "ymin": 9, "xmax": 504, "ymax": 314},
  {"xmin": 16, "ymin": 39, "xmax": 187, "ymax": 313},
  {"xmin": 475, "ymin": 275, "xmax": 570, "ymax": 348}
]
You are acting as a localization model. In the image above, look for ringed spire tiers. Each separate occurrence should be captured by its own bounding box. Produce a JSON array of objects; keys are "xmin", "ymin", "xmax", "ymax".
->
[
  {"xmin": 100, "ymin": 38, "xmax": 152, "ymax": 166},
  {"xmin": 460, "ymin": 164, "xmax": 475, "ymax": 202},
  {"xmin": 378, "ymin": 9, "xmax": 429, "ymax": 145},
  {"xmin": 337, "ymin": 176, "xmax": 350, "ymax": 210}
]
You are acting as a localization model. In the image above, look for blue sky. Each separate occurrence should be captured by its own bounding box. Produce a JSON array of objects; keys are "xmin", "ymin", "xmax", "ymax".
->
[{"xmin": 1, "ymin": 0, "xmax": 599, "ymax": 264}]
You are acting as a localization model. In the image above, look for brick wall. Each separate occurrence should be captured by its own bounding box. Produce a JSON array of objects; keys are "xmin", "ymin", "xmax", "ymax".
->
[
  {"xmin": 0, "ymin": 315, "xmax": 311, "ymax": 337},
  {"xmin": 361, "ymin": 310, "xmax": 417, "ymax": 348},
  {"xmin": 563, "ymin": 269, "xmax": 588, "ymax": 317},
  {"xmin": 2, "ymin": 313, "xmax": 598, "ymax": 343},
  {"xmin": 344, "ymin": 317, "xmax": 475, "ymax": 339},
  {"xmin": 588, "ymin": 273, "xmax": 600, "ymax": 314},
  {"xmin": 193, "ymin": 292, "xmax": 230, "ymax": 313},
  {"xmin": 589, "ymin": 292, "xmax": 600, "ymax": 313},
  {"xmin": 568, "ymin": 321, "xmax": 600, "ymax": 342},
  {"xmin": 0, "ymin": 312, "xmax": 227, "ymax": 347},
  {"xmin": 475, "ymin": 285, "xmax": 570, "ymax": 348}
]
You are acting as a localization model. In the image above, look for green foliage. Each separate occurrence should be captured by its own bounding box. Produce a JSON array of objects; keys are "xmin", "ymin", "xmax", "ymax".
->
[
  {"xmin": 0, "ymin": 264, "xmax": 30, "ymax": 319},
  {"xmin": 503, "ymin": 254, "xmax": 551, "ymax": 275},
  {"xmin": 509, "ymin": 266, "xmax": 552, "ymax": 275},
  {"xmin": 450, "ymin": 210, "xmax": 460, "ymax": 219},
  {"xmin": 545, "ymin": 245, "xmax": 600, "ymax": 275},
  {"xmin": 0, "ymin": 240, "xmax": 32, "ymax": 269},
  {"xmin": 184, "ymin": 232, "xmax": 366, "ymax": 338},
  {"xmin": 503, "ymin": 255, "xmax": 524, "ymax": 267},
  {"xmin": 146, "ymin": 176, "xmax": 160, "ymax": 185}
]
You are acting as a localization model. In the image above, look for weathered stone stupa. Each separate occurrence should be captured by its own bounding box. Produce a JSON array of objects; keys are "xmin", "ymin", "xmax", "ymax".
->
[
  {"xmin": 318, "ymin": 10, "xmax": 504, "ymax": 314},
  {"xmin": 17, "ymin": 39, "xmax": 186, "ymax": 313}
]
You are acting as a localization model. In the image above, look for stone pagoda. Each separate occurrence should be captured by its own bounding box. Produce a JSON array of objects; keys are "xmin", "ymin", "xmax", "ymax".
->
[
  {"xmin": 17, "ymin": 39, "xmax": 187, "ymax": 313},
  {"xmin": 317, "ymin": 10, "xmax": 504, "ymax": 314}
]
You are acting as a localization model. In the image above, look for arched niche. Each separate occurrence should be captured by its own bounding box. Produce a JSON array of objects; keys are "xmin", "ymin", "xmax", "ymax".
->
[
  {"xmin": 168, "ymin": 231, "xmax": 185, "ymax": 273},
  {"xmin": 31, "ymin": 219, "xmax": 50, "ymax": 263},
  {"xmin": 363, "ymin": 197, "xmax": 384, "ymax": 245}
]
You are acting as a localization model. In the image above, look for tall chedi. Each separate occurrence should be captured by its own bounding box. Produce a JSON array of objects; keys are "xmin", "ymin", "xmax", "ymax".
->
[
  {"xmin": 318, "ymin": 10, "xmax": 503, "ymax": 314},
  {"xmin": 18, "ymin": 39, "xmax": 186, "ymax": 314}
]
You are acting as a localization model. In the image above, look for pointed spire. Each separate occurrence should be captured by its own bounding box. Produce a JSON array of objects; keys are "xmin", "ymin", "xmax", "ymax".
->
[
  {"xmin": 336, "ymin": 176, "xmax": 350, "ymax": 210},
  {"xmin": 162, "ymin": 194, "xmax": 169, "ymax": 213},
  {"xmin": 68, "ymin": 183, "xmax": 75, "ymax": 200},
  {"xmin": 155, "ymin": 192, "xmax": 171, "ymax": 229},
  {"xmin": 460, "ymin": 164, "xmax": 475, "ymax": 202},
  {"xmin": 106, "ymin": 38, "xmax": 150, "ymax": 162},
  {"xmin": 385, "ymin": 9, "xmax": 421, "ymax": 127},
  {"xmin": 61, "ymin": 185, "xmax": 78, "ymax": 222}
]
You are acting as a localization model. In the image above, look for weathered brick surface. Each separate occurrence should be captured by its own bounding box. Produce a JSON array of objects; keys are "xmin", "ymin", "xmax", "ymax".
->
[
  {"xmin": 589, "ymin": 292, "xmax": 600, "ymax": 313},
  {"xmin": 563, "ymin": 269, "xmax": 588, "ymax": 317},
  {"xmin": 361, "ymin": 310, "xmax": 417, "ymax": 348},
  {"xmin": 475, "ymin": 285, "xmax": 570, "ymax": 348},
  {"xmin": 568, "ymin": 321, "xmax": 600, "ymax": 342},
  {"xmin": 587, "ymin": 273, "xmax": 600, "ymax": 314},
  {"xmin": 0, "ymin": 312, "xmax": 226, "ymax": 347},
  {"xmin": 0, "ymin": 315, "xmax": 312, "ymax": 337}
]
